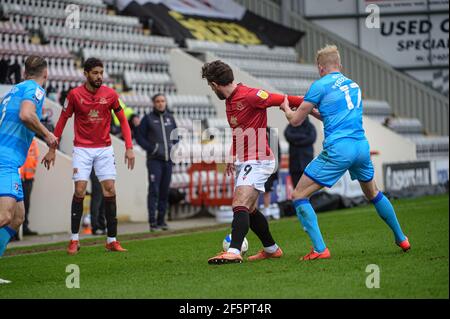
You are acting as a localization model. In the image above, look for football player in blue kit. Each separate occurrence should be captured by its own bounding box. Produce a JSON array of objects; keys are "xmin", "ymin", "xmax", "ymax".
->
[
  {"xmin": 279, "ymin": 45, "xmax": 410, "ymax": 260},
  {"xmin": 0, "ymin": 56, "xmax": 58, "ymax": 257}
]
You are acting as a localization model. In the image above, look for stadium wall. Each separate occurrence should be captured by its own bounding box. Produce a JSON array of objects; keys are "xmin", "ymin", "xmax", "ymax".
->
[
  {"xmin": 28, "ymin": 139, "xmax": 73, "ymax": 234},
  {"xmin": 169, "ymin": 49, "xmax": 417, "ymax": 190}
]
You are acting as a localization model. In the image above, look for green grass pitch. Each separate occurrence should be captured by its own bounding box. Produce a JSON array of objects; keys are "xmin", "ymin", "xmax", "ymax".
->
[{"xmin": 0, "ymin": 194, "xmax": 448, "ymax": 298}]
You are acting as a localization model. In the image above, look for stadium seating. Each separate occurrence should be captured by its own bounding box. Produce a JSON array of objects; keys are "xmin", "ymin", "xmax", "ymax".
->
[
  {"xmin": 363, "ymin": 100, "xmax": 392, "ymax": 123},
  {"xmin": 1, "ymin": 1, "xmax": 140, "ymax": 33},
  {"xmin": 225, "ymin": 58, "xmax": 318, "ymax": 79},
  {"xmin": 186, "ymin": 39, "xmax": 316, "ymax": 96},
  {"xmin": 41, "ymin": 25, "xmax": 176, "ymax": 51},
  {"xmin": 362, "ymin": 100, "xmax": 449, "ymax": 159},
  {"xmin": 186, "ymin": 39, "xmax": 298, "ymax": 62}
]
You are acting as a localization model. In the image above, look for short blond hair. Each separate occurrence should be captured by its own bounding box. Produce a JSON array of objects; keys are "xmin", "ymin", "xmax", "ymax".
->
[{"xmin": 316, "ymin": 45, "xmax": 341, "ymax": 67}]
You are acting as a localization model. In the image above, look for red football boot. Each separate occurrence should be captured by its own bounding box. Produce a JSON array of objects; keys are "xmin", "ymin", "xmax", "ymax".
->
[
  {"xmin": 247, "ymin": 247, "xmax": 283, "ymax": 261},
  {"xmin": 105, "ymin": 241, "xmax": 127, "ymax": 252},
  {"xmin": 397, "ymin": 237, "xmax": 411, "ymax": 252},
  {"xmin": 302, "ymin": 247, "xmax": 331, "ymax": 260},
  {"xmin": 67, "ymin": 240, "xmax": 80, "ymax": 255}
]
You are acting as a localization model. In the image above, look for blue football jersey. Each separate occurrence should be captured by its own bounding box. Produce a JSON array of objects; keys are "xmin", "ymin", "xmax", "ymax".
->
[
  {"xmin": 304, "ymin": 72, "xmax": 365, "ymax": 148},
  {"xmin": 0, "ymin": 80, "xmax": 45, "ymax": 168}
]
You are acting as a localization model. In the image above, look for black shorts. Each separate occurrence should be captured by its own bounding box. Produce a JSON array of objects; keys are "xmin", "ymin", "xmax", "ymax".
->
[{"xmin": 264, "ymin": 172, "xmax": 278, "ymax": 193}]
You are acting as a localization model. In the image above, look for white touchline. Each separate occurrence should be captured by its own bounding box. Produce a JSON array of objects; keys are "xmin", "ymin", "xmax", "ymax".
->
[{"xmin": 0, "ymin": 278, "xmax": 11, "ymax": 284}]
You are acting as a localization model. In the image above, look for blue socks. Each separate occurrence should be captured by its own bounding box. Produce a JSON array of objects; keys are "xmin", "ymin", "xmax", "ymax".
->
[
  {"xmin": 371, "ymin": 192, "xmax": 406, "ymax": 243},
  {"xmin": 0, "ymin": 226, "xmax": 16, "ymax": 257},
  {"xmin": 292, "ymin": 192, "xmax": 405, "ymax": 253},
  {"xmin": 293, "ymin": 199, "xmax": 327, "ymax": 253}
]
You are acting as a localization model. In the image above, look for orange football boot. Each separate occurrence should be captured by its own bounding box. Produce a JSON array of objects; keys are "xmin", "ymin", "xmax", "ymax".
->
[
  {"xmin": 397, "ymin": 237, "xmax": 411, "ymax": 252},
  {"xmin": 208, "ymin": 252, "xmax": 243, "ymax": 265},
  {"xmin": 247, "ymin": 247, "xmax": 283, "ymax": 261},
  {"xmin": 67, "ymin": 240, "xmax": 80, "ymax": 255},
  {"xmin": 302, "ymin": 247, "xmax": 331, "ymax": 260},
  {"xmin": 105, "ymin": 241, "xmax": 127, "ymax": 252}
]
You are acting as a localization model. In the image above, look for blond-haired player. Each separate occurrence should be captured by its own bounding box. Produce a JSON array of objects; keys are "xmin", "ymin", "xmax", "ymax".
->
[{"xmin": 279, "ymin": 45, "xmax": 410, "ymax": 260}]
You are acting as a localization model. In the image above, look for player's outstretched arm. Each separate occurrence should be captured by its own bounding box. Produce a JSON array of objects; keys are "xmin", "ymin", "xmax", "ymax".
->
[
  {"xmin": 250, "ymin": 89, "xmax": 303, "ymax": 109},
  {"xmin": 256, "ymin": 91, "xmax": 303, "ymax": 108},
  {"xmin": 279, "ymin": 95, "xmax": 315, "ymax": 127},
  {"xmin": 266, "ymin": 93, "xmax": 304, "ymax": 109},
  {"xmin": 269, "ymin": 93, "xmax": 303, "ymax": 109},
  {"xmin": 20, "ymin": 100, "xmax": 58, "ymax": 148}
]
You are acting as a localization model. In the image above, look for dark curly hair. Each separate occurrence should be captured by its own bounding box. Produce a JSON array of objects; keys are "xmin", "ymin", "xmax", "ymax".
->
[
  {"xmin": 201, "ymin": 60, "xmax": 234, "ymax": 86},
  {"xmin": 83, "ymin": 57, "xmax": 103, "ymax": 72}
]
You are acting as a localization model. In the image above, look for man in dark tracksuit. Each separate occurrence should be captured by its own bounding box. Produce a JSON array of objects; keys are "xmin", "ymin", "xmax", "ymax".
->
[
  {"xmin": 284, "ymin": 118, "xmax": 317, "ymax": 187},
  {"xmin": 136, "ymin": 94, "xmax": 178, "ymax": 231}
]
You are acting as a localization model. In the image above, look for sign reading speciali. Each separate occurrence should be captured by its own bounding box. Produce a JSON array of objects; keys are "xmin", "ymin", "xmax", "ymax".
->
[{"xmin": 360, "ymin": 14, "xmax": 448, "ymax": 67}]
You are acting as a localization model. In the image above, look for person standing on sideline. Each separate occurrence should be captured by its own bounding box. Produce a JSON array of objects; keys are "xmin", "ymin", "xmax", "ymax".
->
[
  {"xmin": 284, "ymin": 119, "xmax": 316, "ymax": 187},
  {"xmin": 135, "ymin": 94, "xmax": 178, "ymax": 232},
  {"xmin": 19, "ymin": 138, "xmax": 40, "ymax": 236}
]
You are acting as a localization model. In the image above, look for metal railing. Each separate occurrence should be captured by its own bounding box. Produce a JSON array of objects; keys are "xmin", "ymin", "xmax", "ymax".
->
[{"xmin": 236, "ymin": 0, "xmax": 449, "ymax": 136}]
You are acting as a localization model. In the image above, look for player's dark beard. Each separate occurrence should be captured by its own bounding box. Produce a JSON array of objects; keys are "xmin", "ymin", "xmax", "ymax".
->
[
  {"xmin": 89, "ymin": 78, "xmax": 102, "ymax": 88},
  {"xmin": 214, "ymin": 90, "xmax": 226, "ymax": 100}
]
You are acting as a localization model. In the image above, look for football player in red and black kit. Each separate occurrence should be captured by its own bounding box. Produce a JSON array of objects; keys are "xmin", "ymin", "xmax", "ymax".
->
[
  {"xmin": 42, "ymin": 58, "xmax": 135, "ymax": 255},
  {"xmin": 202, "ymin": 60, "xmax": 304, "ymax": 264}
]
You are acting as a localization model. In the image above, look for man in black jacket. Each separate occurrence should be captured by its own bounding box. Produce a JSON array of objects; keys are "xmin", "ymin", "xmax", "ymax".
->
[
  {"xmin": 136, "ymin": 94, "xmax": 178, "ymax": 232},
  {"xmin": 284, "ymin": 118, "xmax": 317, "ymax": 187}
]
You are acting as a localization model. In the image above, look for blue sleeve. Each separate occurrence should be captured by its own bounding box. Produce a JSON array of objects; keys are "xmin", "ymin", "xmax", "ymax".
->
[
  {"xmin": 21, "ymin": 83, "xmax": 46, "ymax": 115},
  {"xmin": 304, "ymin": 80, "xmax": 325, "ymax": 106}
]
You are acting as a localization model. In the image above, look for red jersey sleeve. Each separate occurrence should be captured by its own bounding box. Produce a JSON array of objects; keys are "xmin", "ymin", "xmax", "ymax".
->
[
  {"xmin": 54, "ymin": 90, "xmax": 75, "ymax": 139},
  {"xmin": 246, "ymin": 88, "xmax": 303, "ymax": 109},
  {"xmin": 62, "ymin": 90, "xmax": 75, "ymax": 116},
  {"xmin": 109, "ymin": 90, "xmax": 121, "ymax": 112}
]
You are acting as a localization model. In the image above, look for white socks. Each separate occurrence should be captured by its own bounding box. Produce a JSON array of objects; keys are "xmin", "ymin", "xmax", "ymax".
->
[
  {"xmin": 71, "ymin": 234, "xmax": 117, "ymax": 244},
  {"xmin": 227, "ymin": 248, "xmax": 241, "ymax": 255},
  {"xmin": 264, "ymin": 244, "xmax": 279, "ymax": 254}
]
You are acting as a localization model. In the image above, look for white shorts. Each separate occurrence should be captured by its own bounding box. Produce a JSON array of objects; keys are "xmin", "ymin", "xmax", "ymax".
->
[
  {"xmin": 72, "ymin": 146, "xmax": 116, "ymax": 182},
  {"xmin": 234, "ymin": 160, "xmax": 276, "ymax": 193}
]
